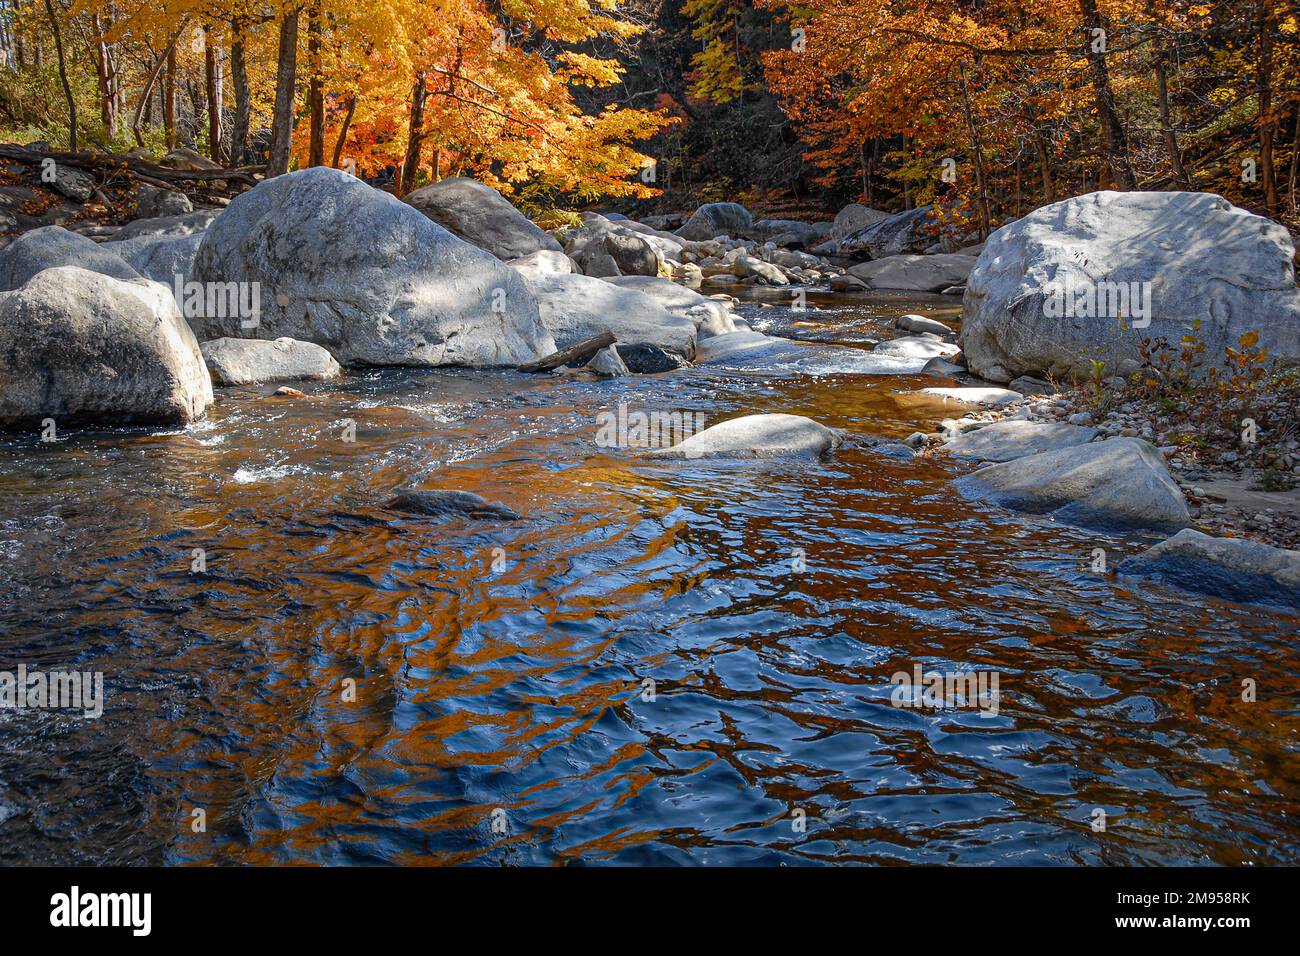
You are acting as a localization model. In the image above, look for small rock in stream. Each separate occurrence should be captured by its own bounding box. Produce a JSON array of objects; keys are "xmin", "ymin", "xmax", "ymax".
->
[{"xmin": 387, "ymin": 489, "xmax": 522, "ymax": 521}]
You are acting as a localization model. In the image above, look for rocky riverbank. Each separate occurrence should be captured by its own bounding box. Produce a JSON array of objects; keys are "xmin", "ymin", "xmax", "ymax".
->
[{"xmin": 1, "ymin": 155, "xmax": 1298, "ymax": 611}]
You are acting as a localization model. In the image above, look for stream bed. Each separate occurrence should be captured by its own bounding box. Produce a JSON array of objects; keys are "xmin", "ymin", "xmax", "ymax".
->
[{"xmin": 1, "ymin": 289, "xmax": 1297, "ymax": 865}]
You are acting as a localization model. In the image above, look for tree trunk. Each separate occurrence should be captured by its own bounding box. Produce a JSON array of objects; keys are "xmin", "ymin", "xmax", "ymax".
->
[
  {"xmin": 398, "ymin": 70, "xmax": 428, "ymax": 196},
  {"xmin": 230, "ymin": 23, "xmax": 251, "ymax": 165},
  {"xmin": 204, "ymin": 29, "xmax": 224, "ymax": 162},
  {"xmin": 958, "ymin": 62, "xmax": 991, "ymax": 239},
  {"xmin": 307, "ymin": 3, "xmax": 324, "ymax": 167},
  {"xmin": 43, "ymin": 0, "xmax": 77, "ymax": 151},
  {"xmin": 1078, "ymin": 0, "xmax": 1136, "ymax": 189},
  {"xmin": 1155, "ymin": 53, "xmax": 1190, "ymax": 188},
  {"xmin": 164, "ymin": 43, "xmax": 177, "ymax": 149},
  {"xmin": 91, "ymin": 13, "xmax": 119, "ymax": 137},
  {"xmin": 331, "ymin": 95, "xmax": 356, "ymax": 168},
  {"xmin": 1287, "ymin": 107, "xmax": 1299, "ymax": 216},
  {"xmin": 266, "ymin": 11, "xmax": 300, "ymax": 178},
  {"xmin": 1257, "ymin": 0, "xmax": 1279, "ymax": 211}
]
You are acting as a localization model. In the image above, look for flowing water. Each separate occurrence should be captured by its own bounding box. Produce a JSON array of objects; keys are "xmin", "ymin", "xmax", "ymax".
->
[{"xmin": 1, "ymin": 290, "xmax": 1297, "ymax": 866}]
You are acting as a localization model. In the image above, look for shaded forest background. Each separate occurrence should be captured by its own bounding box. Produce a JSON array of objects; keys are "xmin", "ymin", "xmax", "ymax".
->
[{"xmin": 1, "ymin": 0, "xmax": 1297, "ymax": 234}]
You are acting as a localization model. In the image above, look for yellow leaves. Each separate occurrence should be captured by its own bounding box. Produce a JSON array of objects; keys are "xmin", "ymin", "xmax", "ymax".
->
[{"xmin": 1239, "ymin": 331, "xmax": 1261, "ymax": 350}]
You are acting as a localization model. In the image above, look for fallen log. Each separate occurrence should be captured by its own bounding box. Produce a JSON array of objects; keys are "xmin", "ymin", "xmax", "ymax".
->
[
  {"xmin": 0, "ymin": 144, "xmax": 262, "ymax": 188},
  {"xmin": 518, "ymin": 331, "xmax": 616, "ymax": 373}
]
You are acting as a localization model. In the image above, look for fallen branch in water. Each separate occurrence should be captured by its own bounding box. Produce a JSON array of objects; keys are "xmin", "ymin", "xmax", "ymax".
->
[{"xmin": 519, "ymin": 331, "xmax": 616, "ymax": 373}]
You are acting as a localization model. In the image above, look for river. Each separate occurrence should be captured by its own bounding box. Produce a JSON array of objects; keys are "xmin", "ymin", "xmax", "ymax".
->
[{"xmin": 1, "ymin": 289, "xmax": 1296, "ymax": 865}]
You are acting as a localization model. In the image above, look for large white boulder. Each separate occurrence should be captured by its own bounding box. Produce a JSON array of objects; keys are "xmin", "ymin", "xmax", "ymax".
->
[
  {"xmin": 525, "ymin": 273, "xmax": 696, "ymax": 360},
  {"xmin": 956, "ymin": 436, "xmax": 1190, "ymax": 532},
  {"xmin": 848, "ymin": 253, "xmax": 975, "ymax": 292},
  {"xmin": 192, "ymin": 168, "xmax": 554, "ymax": 367},
  {"xmin": 0, "ymin": 267, "xmax": 213, "ymax": 427},
  {"xmin": 960, "ymin": 191, "xmax": 1300, "ymax": 383},
  {"xmin": 403, "ymin": 176, "xmax": 561, "ymax": 260},
  {"xmin": 0, "ymin": 225, "xmax": 140, "ymax": 291}
]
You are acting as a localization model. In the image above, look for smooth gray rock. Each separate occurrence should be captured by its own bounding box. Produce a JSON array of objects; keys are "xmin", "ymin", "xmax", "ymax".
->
[
  {"xmin": 1117, "ymin": 528, "xmax": 1300, "ymax": 610},
  {"xmin": 961, "ymin": 190, "xmax": 1300, "ymax": 382},
  {"xmin": 192, "ymin": 167, "xmax": 554, "ymax": 366},
  {"xmin": 942, "ymin": 419, "xmax": 1099, "ymax": 461},
  {"xmin": 648, "ymin": 413, "xmax": 841, "ymax": 459},
  {"xmin": 0, "ymin": 267, "xmax": 213, "ymax": 428},
  {"xmin": 600, "ymin": 232, "xmax": 659, "ymax": 276},
  {"xmin": 115, "ymin": 210, "xmax": 218, "ymax": 241},
  {"xmin": 895, "ymin": 313, "xmax": 955, "ymax": 336},
  {"xmin": 677, "ymin": 202, "xmax": 753, "ymax": 241},
  {"xmin": 103, "ymin": 232, "xmax": 203, "ymax": 290},
  {"xmin": 0, "ymin": 225, "xmax": 140, "ymax": 291},
  {"xmin": 849, "ymin": 253, "xmax": 975, "ymax": 292},
  {"xmin": 731, "ymin": 254, "xmax": 788, "ymax": 285},
  {"xmin": 1008, "ymin": 375, "xmax": 1057, "ymax": 395},
  {"xmin": 525, "ymin": 272, "xmax": 696, "ymax": 360},
  {"xmin": 403, "ymin": 176, "xmax": 561, "ymax": 260},
  {"xmin": 136, "ymin": 183, "xmax": 193, "ymax": 219},
  {"xmin": 584, "ymin": 344, "xmax": 629, "ymax": 377},
  {"xmin": 200, "ymin": 336, "xmax": 341, "ymax": 385},
  {"xmin": 388, "ymin": 489, "xmax": 521, "ymax": 521},
  {"xmin": 837, "ymin": 205, "xmax": 935, "ymax": 259},
  {"xmin": 956, "ymin": 436, "xmax": 1190, "ymax": 532}
]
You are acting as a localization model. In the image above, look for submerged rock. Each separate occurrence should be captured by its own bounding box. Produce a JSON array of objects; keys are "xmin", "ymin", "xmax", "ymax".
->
[
  {"xmin": 920, "ymin": 386, "xmax": 1023, "ymax": 407},
  {"xmin": 388, "ymin": 489, "xmax": 522, "ymax": 521},
  {"xmin": 1117, "ymin": 528, "xmax": 1300, "ymax": 610},
  {"xmin": 403, "ymin": 177, "xmax": 561, "ymax": 260},
  {"xmin": 617, "ymin": 343, "xmax": 691, "ymax": 373},
  {"xmin": 200, "ymin": 336, "xmax": 342, "ymax": 386},
  {"xmin": 648, "ymin": 413, "xmax": 841, "ymax": 459},
  {"xmin": 0, "ymin": 267, "xmax": 213, "ymax": 428},
  {"xmin": 942, "ymin": 420, "xmax": 1099, "ymax": 461},
  {"xmin": 193, "ymin": 168, "xmax": 554, "ymax": 367},
  {"xmin": 956, "ymin": 436, "xmax": 1190, "ymax": 532}
]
